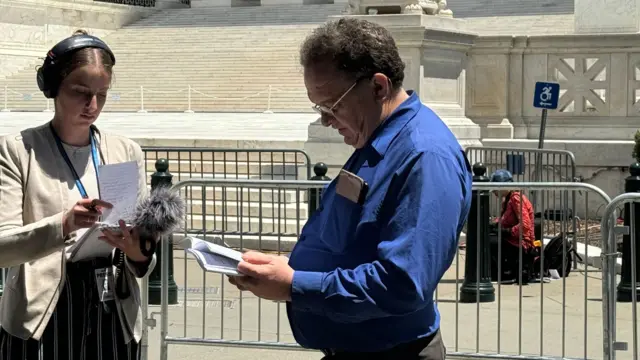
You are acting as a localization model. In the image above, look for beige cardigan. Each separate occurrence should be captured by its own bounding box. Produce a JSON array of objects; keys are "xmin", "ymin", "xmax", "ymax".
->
[{"xmin": 0, "ymin": 122, "xmax": 156, "ymax": 343}]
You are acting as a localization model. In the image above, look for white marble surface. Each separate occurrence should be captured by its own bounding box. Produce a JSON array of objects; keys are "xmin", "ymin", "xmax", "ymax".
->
[
  {"xmin": 0, "ymin": 111, "xmax": 316, "ymax": 142},
  {"xmin": 575, "ymin": 0, "xmax": 640, "ymax": 34},
  {"xmin": 0, "ymin": 0, "xmax": 159, "ymax": 78}
]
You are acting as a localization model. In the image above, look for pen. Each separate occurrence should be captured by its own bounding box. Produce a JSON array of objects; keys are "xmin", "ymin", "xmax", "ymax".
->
[{"xmin": 87, "ymin": 199, "xmax": 99, "ymax": 212}]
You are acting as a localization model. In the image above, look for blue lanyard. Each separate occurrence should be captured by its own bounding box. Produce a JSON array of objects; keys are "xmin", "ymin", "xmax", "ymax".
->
[{"xmin": 49, "ymin": 122, "xmax": 101, "ymax": 199}]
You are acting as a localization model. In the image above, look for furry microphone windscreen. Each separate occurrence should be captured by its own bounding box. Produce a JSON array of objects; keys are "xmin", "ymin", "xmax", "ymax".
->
[{"xmin": 132, "ymin": 185, "xmax": 185, "ymax": 238}]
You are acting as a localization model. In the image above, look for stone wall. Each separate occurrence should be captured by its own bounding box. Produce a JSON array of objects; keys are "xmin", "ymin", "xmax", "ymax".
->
[
  {"xmin": 0, "ymin": 0, "xmax": 164, "ymax": 79},
  {"xmin": 466, "ymin": 33, "xmax": 639, "ymax": 215}
]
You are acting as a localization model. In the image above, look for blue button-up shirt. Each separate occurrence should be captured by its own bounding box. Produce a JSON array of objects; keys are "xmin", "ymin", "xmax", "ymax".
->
[{"xmin": 287, "ymin": 91, "xmax": 472, "ymax": 352}]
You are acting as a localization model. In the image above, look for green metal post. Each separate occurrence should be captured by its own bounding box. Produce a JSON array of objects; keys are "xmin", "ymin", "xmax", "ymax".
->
[{"xmin": 148, "ymin": 158, "xmax": 178, "ymax": 305}]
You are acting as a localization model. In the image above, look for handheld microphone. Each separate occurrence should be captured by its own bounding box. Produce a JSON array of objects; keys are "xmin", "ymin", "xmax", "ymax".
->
[
  {"xmin": 131, "ymin": 185, "xmax": 186, "ymax": 257},
  {"xmin": 113, "ymin": 185, "xmax": 185, "ymax": 299}
]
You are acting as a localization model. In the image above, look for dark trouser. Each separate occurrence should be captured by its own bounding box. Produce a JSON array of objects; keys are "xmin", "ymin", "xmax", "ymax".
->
[
  {"xmin": 489, "ymin": 234, "xmax": 532, "ymax": 283},
  {"xmin": 0, "ymin": 258, "xmax": 140, "ymax": 360},
  {"xmin": 321, "ymin": 329, "xmax": 446, "ymax": 360}
]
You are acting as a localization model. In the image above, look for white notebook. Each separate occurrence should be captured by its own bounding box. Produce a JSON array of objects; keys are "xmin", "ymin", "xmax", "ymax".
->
[
  {"xmin": 68, "ymin": 222, "xmax": 132, "ymax": 262},
  {"xmin": 68, "ymin": 160, "xmax": 139, "ymax": 262},
  {"xmin": 182, "ymin": 236, "xmax": 245, "ymax": 276}
]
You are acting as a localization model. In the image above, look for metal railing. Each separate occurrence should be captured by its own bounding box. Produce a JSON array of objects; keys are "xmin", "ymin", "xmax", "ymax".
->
[
  {"xmin": 140, "ymin": 147, "xmax": 312, "ymax": 238},
  {"xmin": 465, "ymin": 147, "xmax": 577, "ymax": 184},
  {"xmin": 466, "ymin": 146, "xmax": 580, "ymax": 269},
  {"xmin": 600, "ymin": 192, "xmax": 640, "ymax": 360},
  {"xmin": 141, "ymin": 146, "xmax": 311, "ymax": 181},
  {"xmin": 156, "ymin": 178, "xmax": 328, "ymax": 360},
  {"xmin": 0, "ymin": 85, "xmax": 306, "ymax": 113},
  {"xmin": 142, "ymin": 179, "xmax": 617, "ymax": 360},
  {"xmin": 94, "ymin": 0, "xmax": 156, "ymax": 6}
]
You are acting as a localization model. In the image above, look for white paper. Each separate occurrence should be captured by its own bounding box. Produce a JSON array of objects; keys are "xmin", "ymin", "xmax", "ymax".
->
[
  {"xmin": 69, "ymin": 222, "xmax": 133, "ymax": 262},
  {"xmin": 98, "ymin": 161, "xmax": 139, "ymax": 223},
  {"xmin": 68, "ymin": 161, "xmax": 140, "ymax": 262},
  {"xmin": 183, "ymin": 236, "xmax": 245, "ymax": 276}
]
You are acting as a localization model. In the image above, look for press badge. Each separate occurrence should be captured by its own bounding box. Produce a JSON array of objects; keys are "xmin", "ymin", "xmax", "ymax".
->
[
  {"xmin": 94, "ymin": 267, "xmax": 114, "ymax": 302},
  {"xmin": 336, "ymin": 169, "xmax": 368, "ymax": 205}
]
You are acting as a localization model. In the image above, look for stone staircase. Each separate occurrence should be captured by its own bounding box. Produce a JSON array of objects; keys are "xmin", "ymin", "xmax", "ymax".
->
[
  {"xmin": 142, "ymin": 148, "xmax": 319, "ymax": 252},
  {"xmin": 450, "ymin": 0, "xmax": 574, "ymax": 18},
  {"xmin": 0, "ymin": 4, "xmax": 345, "ymax": 113}
]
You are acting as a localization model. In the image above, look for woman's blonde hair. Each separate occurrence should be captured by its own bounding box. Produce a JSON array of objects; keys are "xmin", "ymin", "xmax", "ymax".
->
[{"xmin": 72, "ymin": 29, "xmax": 89, "ymax": 36}]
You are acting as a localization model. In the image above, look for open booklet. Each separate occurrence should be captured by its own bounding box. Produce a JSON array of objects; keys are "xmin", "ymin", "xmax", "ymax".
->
[
  {"xmin": 68, "ymin": 161, "xmax": 139, "ymax": 262},
  {"xmin": 182, "ymin": 236, "xmax": 245, "ymax": 276}
]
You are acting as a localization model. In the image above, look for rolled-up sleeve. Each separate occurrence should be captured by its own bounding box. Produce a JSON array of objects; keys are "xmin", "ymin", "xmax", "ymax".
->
[{"xmin": 291, "ymin": 151, "xmax": 467, "ymax": 323}]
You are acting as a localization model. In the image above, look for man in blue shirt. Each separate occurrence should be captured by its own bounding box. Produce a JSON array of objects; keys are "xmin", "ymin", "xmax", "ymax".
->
[{"xmin": 229, "ymin": 17, "xmax": 472, "ymax": 359}]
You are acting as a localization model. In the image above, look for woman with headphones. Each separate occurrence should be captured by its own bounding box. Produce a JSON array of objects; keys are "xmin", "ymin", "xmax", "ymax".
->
[{"xmin": 0, "ymin": 30, "xmax": 156, "ymax": 359}]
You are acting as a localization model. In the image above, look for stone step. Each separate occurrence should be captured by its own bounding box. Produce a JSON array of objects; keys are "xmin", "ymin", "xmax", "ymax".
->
[
  {"xmin": 2, "ymin": 104, "xmax": 314, "ymax": 113},
  {"xmin": 111, "ymin": 53, "xmax": 301, "ymax": 57},
  {"xmin": 1, "ymin": 84, "xmax": 307, "ymax": 91},
  {"xmin": 108, "ymin": 39, "xmax": 306, "ymax": 44},
  {"xmin": 109, "ymin": 32, "xmax": 310, "ymax": 37},
  {"xmin": 144, "ymin": 159, "xmax": 305, "ymax": 177},
  {"xmin": 143, "ymin": 5, "xmax": 342, "ymax": 15},
  {"xmin": 134, "ymin": 15, "xmax": 339, "ymax": 23},
  {"xmin": 186, "ymin": 199, "xmax": 309, "ymax": 219},
  {"xmin": 109, "ymin": 29, "xmax": 315, "ymax": 35},
  {"xmin": 185, "ymin": 214, "xmax": 307, "ymax": 235},
  {"xmin": 2, "ymin": 103, "xmax": 314, "ymax": 112},
  {"xmin": 2, "ymin": 84, "xmax": 306, "ymax": 90},
  {"xmin": 106, "ymin": 49, "xmax": 303, "ymax": 54}
]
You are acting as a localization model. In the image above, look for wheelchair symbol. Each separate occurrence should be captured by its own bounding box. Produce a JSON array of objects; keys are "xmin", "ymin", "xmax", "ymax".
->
[{"xmin": 539, "ymin": 86, "xmax": 553, "ymax": 102}]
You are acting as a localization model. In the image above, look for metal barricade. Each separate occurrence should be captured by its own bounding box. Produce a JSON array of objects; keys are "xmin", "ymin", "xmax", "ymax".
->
[
  {"xmin": 464, "ymin": 147, "xmax": 577, "ymax": 183},
  {"xmin": 141, "ymin": 147, "xmax": 311, "ymax": 181},
  {"xmin": 146, "ymin": 180, "xmax": 612, "ymax": 360},
  {"xmin": 600, "ymin": 193, "xmax": 640, "ymax": 360},
  {"xmin": 452, "ymin": 182, "xmax": 610, "ymax": 360},
  {"xmin": 155, "ymin": 178, "xmax": 327, "ymax": 360},
  {"xmin": 466, "ymin": 147, "xmax": 580, "ymax": 270},
  {"xmin": 141, "ymin": 147, "xmax": 312, "ymax": 237}
]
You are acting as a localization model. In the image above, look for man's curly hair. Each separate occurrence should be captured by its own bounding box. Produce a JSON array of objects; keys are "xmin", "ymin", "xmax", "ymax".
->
[{"xmin": 299, "ymin": 17, "xmax": 405, "ymax": 89}]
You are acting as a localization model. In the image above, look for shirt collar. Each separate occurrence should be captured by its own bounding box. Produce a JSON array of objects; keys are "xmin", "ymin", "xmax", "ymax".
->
[{"xmin": 366, "ymin": 90, "xmax": 421, "ymax": 159}]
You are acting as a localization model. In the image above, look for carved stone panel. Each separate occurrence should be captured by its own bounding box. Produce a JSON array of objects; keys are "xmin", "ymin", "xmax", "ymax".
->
[
  {"xmin": 465, "ymin": 54, "xmax": 508, "ymax": 118},
  {"xmin": 627, "ymin": 54, "xmax": 640, "ymax": 115},
  {"xmin": 547, "ymin": 54, "xmax": 610, "ymax": 116}
]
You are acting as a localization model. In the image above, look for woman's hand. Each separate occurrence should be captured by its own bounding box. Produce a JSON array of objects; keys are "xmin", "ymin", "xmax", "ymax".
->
[
  {"xmin": 99, "ymin": 220, "xmax": 150, "ymax": 263},
  {"xmin": 63, "ymin": 198, "xmax": 113, "ymax": 237}
]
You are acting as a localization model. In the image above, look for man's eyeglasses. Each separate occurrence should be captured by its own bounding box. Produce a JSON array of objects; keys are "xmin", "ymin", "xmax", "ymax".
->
[{"xmin": 311, "ymin": 80, "xmax": 359, "ymax": 118}]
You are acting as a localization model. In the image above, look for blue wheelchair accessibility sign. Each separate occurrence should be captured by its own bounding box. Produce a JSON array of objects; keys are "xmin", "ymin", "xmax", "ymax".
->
[{"xmin": 533, "ymin": 82, "xmax": 560, "ymax": 110}]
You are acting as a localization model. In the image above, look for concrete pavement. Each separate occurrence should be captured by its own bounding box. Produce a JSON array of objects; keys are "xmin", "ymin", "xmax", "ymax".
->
[
  {"xmin": 0, "ymin": 112, "xmax": 317, "ymax": 146},
  {"xmin": 141, "ymin": 250, "xmax": 635, "ymax": 360}
]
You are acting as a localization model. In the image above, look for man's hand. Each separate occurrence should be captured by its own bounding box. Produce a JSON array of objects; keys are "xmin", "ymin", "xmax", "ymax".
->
[{"xmin": 228, "ymin": 251, "xmax": 294, "ymax": 302}]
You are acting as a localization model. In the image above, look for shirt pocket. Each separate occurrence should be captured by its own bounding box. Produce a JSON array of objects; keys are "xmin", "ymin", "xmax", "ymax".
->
[{"xmin": 319, "ymin": 193, "xmax": 363, "ymax": 254}]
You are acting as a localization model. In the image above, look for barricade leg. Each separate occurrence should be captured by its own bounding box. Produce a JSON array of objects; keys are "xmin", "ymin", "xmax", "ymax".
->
[{"xmin": 617, "ymin": 164, "xmax": 640, "ymax": 302}]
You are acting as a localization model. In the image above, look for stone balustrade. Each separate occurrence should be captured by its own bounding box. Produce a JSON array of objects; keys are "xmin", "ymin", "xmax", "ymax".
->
[{"xmin": 467, "ymin": 33, "xmax": 640, "ymax": 143}]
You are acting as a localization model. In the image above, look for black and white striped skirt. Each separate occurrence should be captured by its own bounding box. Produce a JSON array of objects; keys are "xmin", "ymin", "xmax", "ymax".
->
[{"xmin": 0, "ymin": 258, "xmax": 140, "ymax": 360}]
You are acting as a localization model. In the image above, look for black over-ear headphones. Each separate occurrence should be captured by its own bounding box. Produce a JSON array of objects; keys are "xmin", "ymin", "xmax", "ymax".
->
[{"xmin": 36, "ymin": 34, "xmax": 116, "ymax": 99}]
